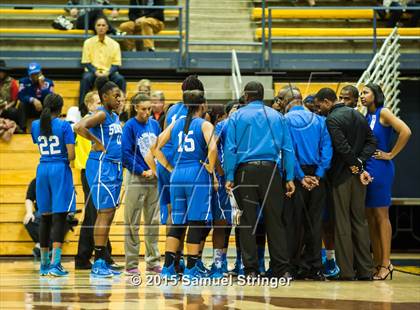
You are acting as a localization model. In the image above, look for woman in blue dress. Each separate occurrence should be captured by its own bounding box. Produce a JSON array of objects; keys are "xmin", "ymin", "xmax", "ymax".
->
[{"xmin": 361, "ymin": 83, "xmax": 411, "ymax": 280}]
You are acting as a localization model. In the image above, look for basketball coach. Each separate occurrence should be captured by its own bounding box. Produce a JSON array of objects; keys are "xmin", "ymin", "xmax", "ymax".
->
[{"xmin": 224, "ymin": 81, "xmax": 296, "ymax": 279}]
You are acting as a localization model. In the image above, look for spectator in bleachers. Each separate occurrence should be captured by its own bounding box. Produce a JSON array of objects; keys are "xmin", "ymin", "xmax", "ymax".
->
[
  {"xmin": 150, "ymin": 90, "xmax": 165, "ymax": 129},
  {"xmin": 67, "ymin": 0, "xmax": 121, "ymax": 35},
  {"xmin": 23, "ymin": 178, "xmax": 75, "ymax": 259},
  {"xmin": 384, "ymin": 0, "xmax": 419, "ymax": 27},
  {"xmin": 0, "ymin": 60, "xmax": 21, "ymax": 127},
  {"xmin": 18, "ymin": 63, "xmax": 54, "ymax": 132},
  {"xmin": 79, "ymin": 17, "xmax": 126, "ymax": 116},
  {"xmin": 339, "ymin": 85, "xmax": 359, "ymax": 109},
  {"xmin": 0, "ymin": 118, "xmax": 17, "ymax": 142},
  {"xmin": 119, "ymin": 0, "xmax": 165, "ymax": 52}
]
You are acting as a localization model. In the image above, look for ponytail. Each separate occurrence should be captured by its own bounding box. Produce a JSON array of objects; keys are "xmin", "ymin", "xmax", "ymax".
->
[
  {"xmin": 182, "ymin": 90, "xmax": 205, "ymax": 135},
  {"xmin": 40, "ymin": 93, "xmax": 64, "ymax": 137}
]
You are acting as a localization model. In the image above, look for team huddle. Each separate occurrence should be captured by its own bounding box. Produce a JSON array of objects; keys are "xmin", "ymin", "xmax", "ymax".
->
[{"xmin": 32, "ymin": 75, "xmax": 411, "ymax": 282}]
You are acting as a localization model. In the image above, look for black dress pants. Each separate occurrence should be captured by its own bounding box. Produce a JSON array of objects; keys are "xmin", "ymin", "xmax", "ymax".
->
[
  {"xmin": 233, "ymin": 161, "xmax": 289, "ymax": 277},
  {"xmin": 286, "ymin": 172, "xmax": 325, "ymax": 273},
  {"xmin": 75, "ymin": 169, "xmax": 112, "ymax": 264}
]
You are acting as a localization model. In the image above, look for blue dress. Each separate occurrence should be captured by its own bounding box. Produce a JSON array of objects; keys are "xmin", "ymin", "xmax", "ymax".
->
[{"xmin": 365, "ymin": 107, "xmax": 395, "ymax": 208}]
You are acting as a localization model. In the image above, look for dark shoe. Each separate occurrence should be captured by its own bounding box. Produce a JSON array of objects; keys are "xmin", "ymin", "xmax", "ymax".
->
[
  {"xmin": 306, "ymin": 270, "xmax": 326, "ymax": 281},
  {"xmin": 147, "ymin": 48, "xmax": 155, "ymax": 52},
  {"xmin": 75, "ymin": 260, "xmax": 92, "ymax": 270},
  {"xmin": 358, "ymin": 275, "xmax": 373, "ymax": 281}
]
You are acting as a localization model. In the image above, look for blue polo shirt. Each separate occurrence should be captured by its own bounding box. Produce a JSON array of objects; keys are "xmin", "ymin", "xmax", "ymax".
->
[
  {"xmin": 285, "ymin": 105, "xmax": 333, "ymax": 180},
  {"xmin": 223, "ymin": 100, "xmax": 295, "ymax": 182}
]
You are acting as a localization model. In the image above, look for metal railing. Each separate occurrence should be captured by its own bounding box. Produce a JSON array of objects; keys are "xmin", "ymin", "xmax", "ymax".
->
[
  {"xmin": 356, "ymin": 27, "xmax": 401, "ymax": 115},
  {"xmin": 265, "ymin": 6, "xmax": 420, "ymax": 70},
  {"xmin": 1, "ymin": 3, "xmax": 419, "ymax": 72},
  {"xmin": 231, "ymin": 49, "xmax": 243, "ymax": 100},
  {"xmin": 0, "ymin": 3, "xmax": 185, "ymax": 67}
]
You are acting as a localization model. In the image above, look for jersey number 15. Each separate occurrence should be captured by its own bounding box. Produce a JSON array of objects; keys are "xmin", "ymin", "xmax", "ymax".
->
[
  {"xmin": 177, "ymin": 130, "xmax": 195, "ymax": 152},
  {"xmin": 38, "ymin": 136, "xmax": 61, "ymax": 155}
]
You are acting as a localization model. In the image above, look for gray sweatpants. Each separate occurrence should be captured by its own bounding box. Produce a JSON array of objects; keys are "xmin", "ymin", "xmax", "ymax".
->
[{"xmin": 124, "ymin": 171, "xmax": 160, "ymax": 270}]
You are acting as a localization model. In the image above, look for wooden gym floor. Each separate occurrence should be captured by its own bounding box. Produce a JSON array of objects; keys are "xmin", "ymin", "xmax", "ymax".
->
[{"xmin": 0, "ymin": 254, "xmax": 419, "ymax": 309}]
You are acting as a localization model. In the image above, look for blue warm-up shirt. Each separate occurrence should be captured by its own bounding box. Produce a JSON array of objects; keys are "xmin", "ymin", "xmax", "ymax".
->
[
  {"xmin": 284, "ymin": 105, "xmax": 333, "ymax": 180},
  {"xmin": 122, "ymin": 117, "xmax": 161, "ymax": 175},
  {"xmin": 223, "ymin": 100, "xmax": 295, "ymax": 182}
]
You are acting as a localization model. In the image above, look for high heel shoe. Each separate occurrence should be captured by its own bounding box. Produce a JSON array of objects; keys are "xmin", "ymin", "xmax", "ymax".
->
[{"xmin": 373, "ymin": 264, "xmax": 393, "ymax": 280}]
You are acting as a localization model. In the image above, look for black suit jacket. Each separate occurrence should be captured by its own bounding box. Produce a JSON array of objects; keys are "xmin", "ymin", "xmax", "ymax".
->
[{"xmin": 326, "ymin": 103, "xmax": 377, "ymax": 186}]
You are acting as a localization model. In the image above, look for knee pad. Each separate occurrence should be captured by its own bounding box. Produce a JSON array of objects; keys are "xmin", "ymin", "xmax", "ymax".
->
[
  {"xmin": 186, "ymin": 221, "xmax": 207, "ymax": 245},
  {"xmin": 51, "ymin": 213, "xmax": 68, "ymax": 243},
  {"xmin": 167, "ymin": 225, "xmax": 186, "ymax": 240},
  {"xmin": 39, "ymin": 214, "xmax": 52, "ymax": 248}
]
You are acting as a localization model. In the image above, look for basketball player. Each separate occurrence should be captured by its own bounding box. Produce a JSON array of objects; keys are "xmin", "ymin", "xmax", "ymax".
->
[
  {"xmin": 156, "ymin": 90, "xmax": 218, "ymax": 280},
  {"xmin": 32, "ymin": 93, "xmax": 76, "ymax": 277},
  {"xmin": 74, "ymin": 79, "xmax": 123, "ymax": 278},
  {"xmin": 154, "ymin": 75, "xmax": 205, "ymax": 273}
]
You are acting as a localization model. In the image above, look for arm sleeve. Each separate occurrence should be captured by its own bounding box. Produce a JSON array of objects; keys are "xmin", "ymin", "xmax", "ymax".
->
[
  {"xmin": 326, "ymin": 116, "xmax": 359, "ymax": 167},
  {"xmin": 63, "ymin": 122, "xmax": 76, "ymax": 145},
  {"xmin": 358, "ymin": 116, "xmax": 377, "ymax": 163},
  {"xmin": 109, "ymin": 65, "xmax": 119, "ymax": 75},
  {"xmin": 315, "ymin": 121, "xmax": 333, "ymax": 178},
  {"xmin": 121, "ymin": 124, "xmax": 144, "ymax": 175},
  {"xmin": 81, "ymin": 40, "xmax": 91, "ymax": 65},
  {"xmin": 112, "ymin": 43, "xmax": 122, "ymax": 66},
  {"xmin": 10, "ymin": 79, "xmax": 19, "ymax": 102},
  {"xmin": 26, "ymin": 179, "xmax": 37, "ymax": 202},
  {"xmin": 223, "ymin": 118, "xmax": 237, "ymax": 182},
  {"xmin": 84, "ymin": 63, "xmax": 97, "ymax": 73},
  {"xmin": 280, "ymin": 119, "xmax": 295, "ymax": 182}
]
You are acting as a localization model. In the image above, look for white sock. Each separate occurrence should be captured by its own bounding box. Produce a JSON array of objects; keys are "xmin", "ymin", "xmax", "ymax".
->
[
  {"xmin": 214, "ymin": 249, "xmax": 223, "ymax": 269},
  {"xmin": 326, "ymin": 250, "xmax": 335, "ymax": 260}
]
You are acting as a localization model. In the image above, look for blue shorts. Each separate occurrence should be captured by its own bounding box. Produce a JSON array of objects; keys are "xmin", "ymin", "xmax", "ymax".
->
[
  {"xmin": 36, "ymin": 162, "xmax": 76, "ymax": 214},
  {"xmin": 170, "ymin": 164, "xmax": 212, "ymax": 225},
  {"xmin": 86, "ymin": 158, "xmax": 123, "ymax": 210},
  {"xmin": 211, "ymin": 175, "xmax": 232, "ymax": 224},
  {"xmin": 157, "ymin": 163, "xmax": 172, "ymax": 224}
]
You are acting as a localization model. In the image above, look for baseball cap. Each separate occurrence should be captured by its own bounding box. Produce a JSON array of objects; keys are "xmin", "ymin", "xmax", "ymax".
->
[{"xmin": 28, "ymin": 62, "xmax": 41, "ymax": 76}]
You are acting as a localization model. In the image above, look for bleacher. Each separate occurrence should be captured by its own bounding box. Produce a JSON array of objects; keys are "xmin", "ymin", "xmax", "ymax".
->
[{"xmin": 0, "ymin": 0, "xmax": 182, "ymax": 52}]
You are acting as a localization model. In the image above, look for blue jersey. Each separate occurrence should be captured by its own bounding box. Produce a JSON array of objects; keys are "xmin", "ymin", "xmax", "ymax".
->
[
  {"xmin": 171, "ymin": 117, "xmax": 207, "ymax": 167},
  {"xmin": 215, "ymin": 119, "xmax": 228, "ymax": 166},
  {"xmin": 89, "ymin": 106, "xmax": 122, "ymax": 162},
  {"xmin": 162, "ymin": 102, "xmax": 188, "ymax": 164},
  {"xmin": 31, "ymin": 118, "xmax": 75, "ymax": 163}
]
